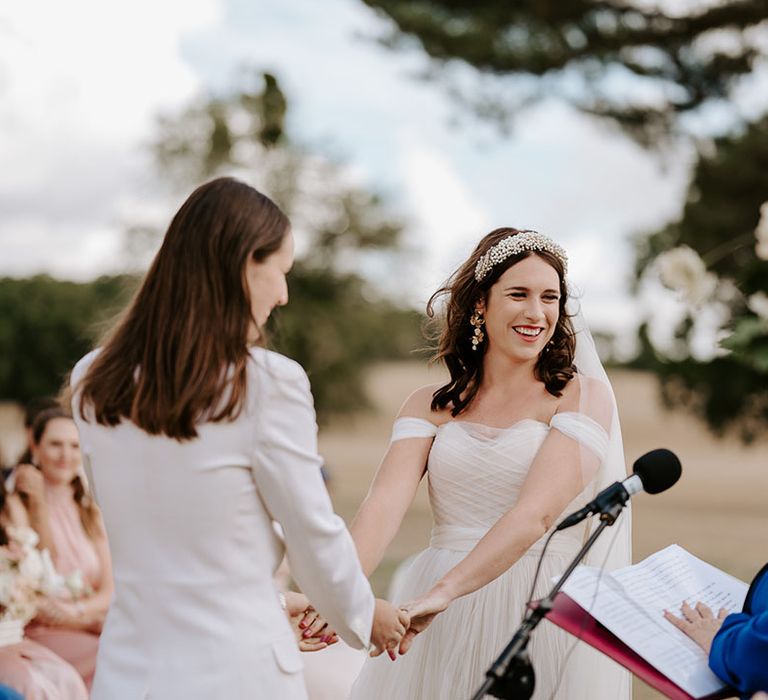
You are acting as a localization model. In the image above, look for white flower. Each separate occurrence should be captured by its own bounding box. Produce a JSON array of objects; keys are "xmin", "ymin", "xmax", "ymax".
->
[
  {"xmin": 63, "ymin": 570, "xmax": 86, "ymax": 599},
  {"xmin": 7, "ymin": 526, "xmax": 39, "ymax": 551},
  {"xmin": 656, "ymin": 245, "xmax": 718, "ymax": 305},
  {"xmin": 18, "ymin": 548, "xmax": 43, "ymax": 585},
  {"xmin": 756, "ymin": 202, "xmax": 768, "ymax": 261},
  {"xmin": 0, "ymin": 572, "xmax": 15, "ymax": 607},
  {"xmin": 39, "ymin": 550, "xmax": 64, "ymax": 596},
  {"xmin": 747, "ymin": 292, "xmax": 768, "ymax": 321}
]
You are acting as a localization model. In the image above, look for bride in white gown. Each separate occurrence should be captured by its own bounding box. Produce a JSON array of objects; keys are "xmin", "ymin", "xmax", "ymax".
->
[{"xmin": 348, "ymin": 228, "xmax": 631, "ymax": 699}]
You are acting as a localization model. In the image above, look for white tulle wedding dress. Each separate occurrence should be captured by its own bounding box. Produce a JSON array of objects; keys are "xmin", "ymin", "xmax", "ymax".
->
[{"xmin": 349, "ymin": 411, "xmax": 631, "ymax": 700}]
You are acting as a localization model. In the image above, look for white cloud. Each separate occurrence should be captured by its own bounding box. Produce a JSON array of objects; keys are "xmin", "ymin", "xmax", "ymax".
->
[
  {"xmin": 0, "ymin": 0, "xmax": 219, "ymax": 276},
  {"xmin": 398, "ymin": 137, "xmax": 489, "ymax": 303}
]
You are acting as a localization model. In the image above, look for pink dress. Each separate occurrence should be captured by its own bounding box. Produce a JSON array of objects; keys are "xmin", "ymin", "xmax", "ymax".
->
[
  {"xmin": 25, "ymin": 483, "xmax": 102, "ymax": 689},
  {"xmin": 0, "ymin": 639, "xmax": 88, "ymax": 700}
]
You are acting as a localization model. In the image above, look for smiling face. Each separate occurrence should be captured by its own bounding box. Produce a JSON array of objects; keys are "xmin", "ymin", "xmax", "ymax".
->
[
  {"xmin": 478, "ymin": 254, "xmax": 561, "ymax": 363},
  {"xmin": 32, "ymin": 417, "xmax": 81, "ymax": 487},
  {"xmin": 244, "ymin": 230, "xmax": 295, "ymax": 342}
]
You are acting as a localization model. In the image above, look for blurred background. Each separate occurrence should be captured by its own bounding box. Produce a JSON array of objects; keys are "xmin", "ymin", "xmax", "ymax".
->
[{"xmin": 1, "ymin": 1, "xmax": 767, "ymax": 697}]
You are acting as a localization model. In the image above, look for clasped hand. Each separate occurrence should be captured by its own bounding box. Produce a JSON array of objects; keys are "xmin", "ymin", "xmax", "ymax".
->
[
  {"xmin": 284, "ymin": 589, "xmax": 451, "ymax": 659},
  {"xmin": 371, "ymin": 587, "xmax": 452, "ymax": 659},
  {"xmin": 283, "ymin": 592, "xmax": 339, "ymax": 652}
]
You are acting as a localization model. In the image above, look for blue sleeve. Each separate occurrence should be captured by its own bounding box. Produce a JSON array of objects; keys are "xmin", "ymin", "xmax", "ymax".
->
[{"xmin": 709, "ymin": 611, "xmax": 768, "ymax": 695}]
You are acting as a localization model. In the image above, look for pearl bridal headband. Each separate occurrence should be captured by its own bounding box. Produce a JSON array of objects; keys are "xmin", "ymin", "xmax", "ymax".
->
[{"xmin": 474, "ymin": 230, "xmax": 569, "ymax": 282}]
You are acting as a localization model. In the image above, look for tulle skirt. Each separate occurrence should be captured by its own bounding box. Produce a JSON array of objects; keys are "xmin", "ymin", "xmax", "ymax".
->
[{"xmin": 349, "ymin": 540, "xmax": 630, "ymax": 700}]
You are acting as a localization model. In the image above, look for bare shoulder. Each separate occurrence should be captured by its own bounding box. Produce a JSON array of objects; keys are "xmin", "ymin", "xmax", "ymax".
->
[{"xmin": 397, "ymin": 383, "xmax": 452, "ymax": 425}]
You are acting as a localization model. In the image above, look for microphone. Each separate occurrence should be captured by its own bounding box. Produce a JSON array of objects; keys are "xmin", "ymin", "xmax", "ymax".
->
[{"xmin": 556, "ymin": 448, "xmax": 682, "ymax": 531}]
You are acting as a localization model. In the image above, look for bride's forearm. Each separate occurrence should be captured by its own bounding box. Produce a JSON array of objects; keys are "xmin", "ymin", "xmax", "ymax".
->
[
  {"xmin": 432, "ymin": 508, "xmax": 547, "ymax": 603},
  {"xmin": 350, "ymin": 495, "xmax": 407, "ymax": 577},
  {"xmin": 350, "ymin": 440, "xmax": 428, "ymax": 577}
]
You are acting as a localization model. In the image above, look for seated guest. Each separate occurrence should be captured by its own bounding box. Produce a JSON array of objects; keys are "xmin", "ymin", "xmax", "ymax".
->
[
  {"xmin": 0, "ymin": 469, "xmax": 88, "ymax": 700},
  {"xmin": 665, "ymin": 563, "xmax": 768, "ymax": 699},
  {"xmin": 15, "ymin": 398, "xmax": 60, "ymax": 467},
  {"xmin": 16, "ymin": 408, "xmax": 113, "ymax": 690}
]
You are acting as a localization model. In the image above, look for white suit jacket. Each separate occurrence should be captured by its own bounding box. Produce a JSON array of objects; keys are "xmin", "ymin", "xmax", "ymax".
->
[{"xmin": 71, "ymin": 347, "xmax": 374, "ymax": 700}]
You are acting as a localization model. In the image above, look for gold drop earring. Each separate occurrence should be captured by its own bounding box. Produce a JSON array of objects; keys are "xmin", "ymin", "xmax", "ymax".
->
[{"xmin": 470, "ymin": 309, "xmax": 485, "ymax": 351}]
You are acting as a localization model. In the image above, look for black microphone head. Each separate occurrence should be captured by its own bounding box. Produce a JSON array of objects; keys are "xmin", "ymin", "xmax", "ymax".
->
[{"xmin": 632, "ymin": 449, "xmax": 682, "ymax": 495}]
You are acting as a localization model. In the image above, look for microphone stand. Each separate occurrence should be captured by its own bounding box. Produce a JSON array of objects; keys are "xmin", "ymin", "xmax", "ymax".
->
[{"xmin": 470, "ymin": 503, "xmax": 624, "ymax": 700}]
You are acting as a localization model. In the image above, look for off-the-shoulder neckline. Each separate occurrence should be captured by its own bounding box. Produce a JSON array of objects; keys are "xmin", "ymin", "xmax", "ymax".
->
[{"xmin": 396, "ymin": 412, "xmax": 592, "ymax": 432}]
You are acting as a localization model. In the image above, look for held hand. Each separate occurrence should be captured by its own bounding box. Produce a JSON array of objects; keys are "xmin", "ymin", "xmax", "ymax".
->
[
  {"xmin": 398, "ymin": 588, "xmax": 452, "ymax": 655},
  {"xmin": 370, "ymin": 599, "xmax": 409, "ymax": 660},
  {"xmin": 664, "ymin": 601, "xmax": 728, "ymax": 654},
  {"xmin": 14, "ymin": 464, "xmax": 46, "ymax": 504},
  {"xmin": 283, "ymin": 592, "xmax": 338, "ymax": 652}
]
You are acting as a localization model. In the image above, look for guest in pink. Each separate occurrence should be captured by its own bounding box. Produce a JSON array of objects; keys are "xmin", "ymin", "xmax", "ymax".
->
[
  {"xmin": 0, "ymin": 468, "xmax": 88, "ymax": 700},
  {"xmin": 19, "ymin": 407, "xmax": 114, "ymax": 690}
]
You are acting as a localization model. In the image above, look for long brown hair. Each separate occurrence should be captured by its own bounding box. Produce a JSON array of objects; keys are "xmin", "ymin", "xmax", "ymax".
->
[
  {"xmin": 32, "ymin": 407, "xmax": 101, "ymax": 540},
  {"xmin": 428, "ymin": 227, "xmax": 576, "ymax": 416},
  {"xmin": 77, "ymin": 177, "xmax": 290, "ymax": 440}
]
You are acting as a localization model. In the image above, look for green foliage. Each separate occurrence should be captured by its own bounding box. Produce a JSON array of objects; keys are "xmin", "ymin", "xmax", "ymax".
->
[
  {"xmin": 634, "ymin": 117, "xmax": 768, "ymax": 284},
  {"xmin": 632, "ymin": 117, "xmax": 768, "ymax": 440},
  {"xmin": 145, "ymin": 71, "xmax": 423, "ymax": 419},
  {"xmin": 361, "ymin": 0, "xmax": 767, "ymax": 144},
  {"xmin": 270, "ymin": 263, "xmax": 423, "ymax": 417},
  {"xmin": 721, "ymin": 317, "xmax": 768, "ymax": 373},
  {"xmin": 0, "ymin": 275, "xmax": 137, "ymax": 403}
]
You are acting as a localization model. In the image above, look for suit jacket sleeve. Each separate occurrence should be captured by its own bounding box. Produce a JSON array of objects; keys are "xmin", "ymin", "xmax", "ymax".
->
[
  {"xmin": 708, "ymin": 564, "xmax": 768, "ymax": 696},
  {"xmin": 250, "ymin": 356, "xmax": 374, "ymax": 649}
]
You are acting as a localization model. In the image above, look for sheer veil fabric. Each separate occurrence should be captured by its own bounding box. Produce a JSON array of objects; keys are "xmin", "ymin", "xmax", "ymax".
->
[
  {"xmin": 552, "ymin": 299, "xmax": 633, "ymax": 700},
  {"xmin": 568, "ymin": 298, "xmax": 632, "ymax": 572}
]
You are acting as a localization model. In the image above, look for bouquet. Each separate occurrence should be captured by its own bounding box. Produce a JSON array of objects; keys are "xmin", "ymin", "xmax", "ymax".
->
[{"xmin": 0, "ymin": 525, "xmax": 60, "ymax": 645}]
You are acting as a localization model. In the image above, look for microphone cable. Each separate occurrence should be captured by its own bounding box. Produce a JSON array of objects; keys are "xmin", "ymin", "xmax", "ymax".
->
[
  {"xmin": 525, "ymin": 528, "xmax": 559, "ymax": 608},
  {"xmin": 545, "ymin": 512, "xmax": 626, "ymax": 700}
]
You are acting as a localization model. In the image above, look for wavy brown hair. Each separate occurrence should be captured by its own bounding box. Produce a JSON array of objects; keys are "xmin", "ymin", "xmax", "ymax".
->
[
  {"xmin": 428, "ymin": 227, "xmax": 576, "ymax": 416},
  {"xmin": 32, "ymin": 407, "xmax": 101, "ymax": 540},
  {"xmin": 76, "ymin": 177, "xmax": 290, "ymax": 440}
]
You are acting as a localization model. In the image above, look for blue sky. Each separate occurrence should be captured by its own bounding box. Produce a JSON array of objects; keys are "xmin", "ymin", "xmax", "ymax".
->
[{"xmin": 0, "ymin": 0, "xmax": 714, "ymax": 338}]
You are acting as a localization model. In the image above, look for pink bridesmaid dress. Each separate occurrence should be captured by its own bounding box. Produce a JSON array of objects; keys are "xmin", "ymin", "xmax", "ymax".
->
[
  {"xmin": 25, "ymin": 482, "xmax": 102, "ymax": 689},
  {"xmin": 0, "ymin": 639, "xmax": 88, "ymax": 700}
]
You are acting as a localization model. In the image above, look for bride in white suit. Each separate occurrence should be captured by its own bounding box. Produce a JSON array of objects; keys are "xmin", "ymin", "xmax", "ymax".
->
[{"xmin": 69, "ymin": 177, "xmax": 408, "ymax": 700}]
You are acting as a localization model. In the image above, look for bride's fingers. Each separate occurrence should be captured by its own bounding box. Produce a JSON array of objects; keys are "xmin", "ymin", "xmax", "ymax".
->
[{"xmin": 398, "ymin": 628, "xmax": 418, "ymax": 655}]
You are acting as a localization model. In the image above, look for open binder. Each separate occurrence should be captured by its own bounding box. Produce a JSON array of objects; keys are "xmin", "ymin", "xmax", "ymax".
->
[{"xmin": 543, "ymin": 592, "xmax": 736, "ymax": 700}]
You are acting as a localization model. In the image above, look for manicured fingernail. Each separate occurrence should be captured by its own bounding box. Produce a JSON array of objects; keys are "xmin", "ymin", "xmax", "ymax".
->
[{"xmin": 388, "ymin": 649, "xmax": 396, "ymax": 661}]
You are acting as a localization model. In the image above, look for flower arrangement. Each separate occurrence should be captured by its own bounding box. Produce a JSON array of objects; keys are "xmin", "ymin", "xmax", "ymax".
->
[
  {"xmin": 0, "ymin": 526, "xmax": 59, "ymax": 645},
  {"xmin": 654, "ymin": 201, "xmax": 768, "ymax": 374}
]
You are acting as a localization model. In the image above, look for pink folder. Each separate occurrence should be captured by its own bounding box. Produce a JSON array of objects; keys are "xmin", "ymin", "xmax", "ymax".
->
[{"xmin": 541, "ymin": 593, "xmax": 735, "ymax": 700}]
